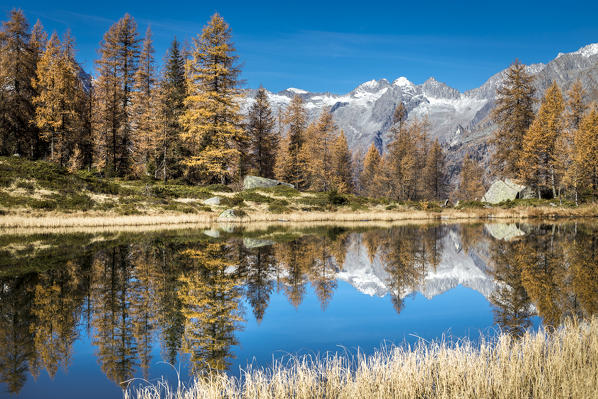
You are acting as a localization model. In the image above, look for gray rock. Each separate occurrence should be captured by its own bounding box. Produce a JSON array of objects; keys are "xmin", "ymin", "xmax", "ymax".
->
[
  {"xmin": 243, "ymin": 175, "xmax": 293, "ymax": 190},
  {"xmin": 203, "ymin": 196, "xmax": 221, "ymax": 206},
  {"xmin": 217, "ymin": 209, "xmax": 244, "ymax": 221},
  {"xmin": 482, "ymin": 179, "xmax": 528, "ymax": 204},
  {"xmin": 243, "ymin": 237, "xmax": 276, "ymax": 249}
]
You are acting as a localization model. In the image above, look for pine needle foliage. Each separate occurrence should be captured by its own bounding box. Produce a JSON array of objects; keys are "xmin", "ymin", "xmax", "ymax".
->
[{"xmin": 180, "ymin": 13, "xmax": 244, "ymax": 185}]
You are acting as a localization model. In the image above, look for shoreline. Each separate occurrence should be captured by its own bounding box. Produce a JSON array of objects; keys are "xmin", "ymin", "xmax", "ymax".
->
[{"xmin": 1, "ymin": 205, "xmax": 596, "ymax": 230}]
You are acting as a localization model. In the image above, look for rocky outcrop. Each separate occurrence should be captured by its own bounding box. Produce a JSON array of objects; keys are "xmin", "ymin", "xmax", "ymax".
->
[
  {"xmin": 243, "ymin": 175, "xmax": 293, "ymax": 190},
  {"xmin": 217, "ymin": 209, "xmax": 244, "ymax": 221},
  {"xmin": 482, "ymin": 179, "xmax": 530, "ymax": 204}
]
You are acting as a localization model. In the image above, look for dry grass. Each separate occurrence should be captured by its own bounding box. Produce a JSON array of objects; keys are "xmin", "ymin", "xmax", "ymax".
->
[
  {"xmin": 1, "ymin": 203, "xmax": 596, "ymax": 230},
  {"xmin": 125, "ymin": 317, "xmax": 598, "ymax": 399}
]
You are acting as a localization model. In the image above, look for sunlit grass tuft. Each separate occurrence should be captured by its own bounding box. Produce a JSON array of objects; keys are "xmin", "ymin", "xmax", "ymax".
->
[{"xmin": 125, "ymin": 317, "xmax": 598, "ymax": 399}]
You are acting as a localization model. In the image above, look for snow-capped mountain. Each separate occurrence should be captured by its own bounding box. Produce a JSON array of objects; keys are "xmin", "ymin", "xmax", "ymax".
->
[{"xmin": 242, "ymin": 42, "xmax": 598, "ymax": 180}]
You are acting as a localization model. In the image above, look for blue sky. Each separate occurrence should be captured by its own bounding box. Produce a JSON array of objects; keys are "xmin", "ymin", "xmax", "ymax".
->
[{"xmin": 4, "ymin": 0, "xmax": 598, "ymax": 93}]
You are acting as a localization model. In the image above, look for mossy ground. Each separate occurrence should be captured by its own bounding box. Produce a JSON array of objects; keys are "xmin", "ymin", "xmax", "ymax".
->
[{"xmin": 1, "ymin": 157, "xmax": 597, "ymax": 223}]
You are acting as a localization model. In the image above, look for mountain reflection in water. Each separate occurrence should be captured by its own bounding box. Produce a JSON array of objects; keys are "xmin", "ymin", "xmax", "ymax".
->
[{"xmin": 0, "ymin": 222, "xmax": 597, "ymax": 397}]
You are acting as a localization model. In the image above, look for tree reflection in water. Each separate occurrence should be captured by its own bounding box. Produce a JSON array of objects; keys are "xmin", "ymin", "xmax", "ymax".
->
[{"xmin": 0, "ymin": 222, "xmax": 597, "ymax": 393}]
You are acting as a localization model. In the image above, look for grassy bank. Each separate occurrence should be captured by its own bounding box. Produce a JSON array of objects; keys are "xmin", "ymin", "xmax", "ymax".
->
[
  {"xmin": 126, "ymin": 317, "xmax": 598, "ymax": 399},
  {"xmin": 2, "ymin": 156, "xmax": 597, "ymax": 228}
]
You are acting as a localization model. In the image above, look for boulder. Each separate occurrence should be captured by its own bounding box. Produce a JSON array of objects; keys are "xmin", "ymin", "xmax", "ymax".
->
[
  {"xmin": 243, "ymin": 175, "xmax": 293, "ymax": 190},
  {"xmin": 482, "ymin": 179, "xmax": 530, "ymax": 204},
  {"xmin": 202, "ymin": 196, "xmax": 221, "ymax": 206},
  {"xmin": 217, "ymin": 209, "xmax": 243, "ymax": 221}
]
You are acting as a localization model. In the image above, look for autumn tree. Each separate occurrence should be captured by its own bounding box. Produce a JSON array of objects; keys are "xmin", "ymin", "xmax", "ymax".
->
[
  {"xmin": 155, "ymin": 38, "xmax": 186, "ymax": 181},
  {"xmin": 131, "ymin": 27, "xmax": 157, "ymax": 177},
  {"xmin": 246, "ymin": 87, "xmax": 278, "ymax": 178},
  {"xmin": 558, "ymin": 81, "xmax": 588, "ymax": 203},
  {"xmin": 276, "ymin": 95, "xmax": 308, "ymax": 189},
  {"xmin": 519, "ymin": 82, "xmax": 564, "ymax": 198},
  {"xmin": 32, "ymin": 31, "xmax": 85, "ymax": 166},
  {"xmin": 574, "ymin": 105, "xmax": 598, "ymax": 197},
  {"xmin": 385, "ymin": 116, "xmax": 420, "ymax": 200},
  {"xmin": 181, "ymin": 13, "xmax": 244, "ymax": 184},
  {"xmin": 457, "ymin": 153, "xmax": 486, "ymax": 201},
  {"xmin": 331, "ymin": 130, "xmax": 354, "ymax": 193},
  {"xmin": 359, "ymin": 143, "xmax": 382, "ymax": 197},
  {"xmin": 422, "ymin": 138, "xmax": 448, "ymax": 200},
  {"xmin": 491, "ymin": 60, "xmax": 536, "ymax": 178},
  {"xmin": 302, "ymin": 109, "xmax": 338, "ymax": 191},
  {"xmin": 94, "ymin": 13, "xmax": 140, "ymax": 177},
  {"xmin": 0, "ymin": 9, "xmax": 39, "ymax": 158}
]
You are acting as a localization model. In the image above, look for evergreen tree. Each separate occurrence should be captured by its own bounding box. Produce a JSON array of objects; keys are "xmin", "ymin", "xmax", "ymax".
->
[
  {"xmin": 457, "ymin": 153, "xmax": 486, "ymax": 201},
  {"xmin": 422, "ymin": 138, "xmax": 447, "ymax": 200},
  {"xmin": 360, "ymin": 143, "xmax": 382, "ymax": 198},
  {"xmin": 0, "ymin": 9, "xmax": 39, "ymax": 158},
  {"xmin": 276, "ymin": 95, "xmax": 308, "ymax": 189},
  {"xmin": 519, "ymin": 82, "xmax": 564, "ymax": 198},
  {"xmin": 155, "ymin": 38, "xmax": 186, "ymax": 182},
  {"xmin": 491, "ymin": 60, "xmax": 536, "ymax": 178},
  {"xmin": 246, "ymin": 87, "xmax": 278, "ymax": 178},
  {"xmin": 180, "ymin": 13, "xmax": 244, "ymax": 184},
  {"xmin": 94, "ymin": 13, "xmax": 140, "ymax": 176},
  {"xmin": 131, "ymin": 27, "xmax": 157, "ymax": 177},
  {"xmin": 331, "ymin": 130, "xmax": 354, "ymax": 193}
]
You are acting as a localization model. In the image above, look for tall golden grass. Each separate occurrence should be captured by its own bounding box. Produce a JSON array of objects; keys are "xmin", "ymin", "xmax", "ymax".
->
[
  {"xmin": 1, "ymin": 203, "xmax": 597, "ymax": 229},
  {"xmin": 125, "ymin": 317, "xmax": 598, "ymax": 399}
]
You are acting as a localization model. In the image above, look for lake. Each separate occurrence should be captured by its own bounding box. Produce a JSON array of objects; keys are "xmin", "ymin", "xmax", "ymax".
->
[{"xmin": 1, "ymin": 221, "xmax": 597, "ymax": 398}]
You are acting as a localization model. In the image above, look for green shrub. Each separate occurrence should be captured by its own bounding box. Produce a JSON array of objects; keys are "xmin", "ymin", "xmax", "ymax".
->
[
  {"xmin": 205, "ymin": 184, "xmax": 233, "ymax": 193},
  {"xmin": 257, "ymin": 185, "xmax": 300, "ymax": 197},
  {"xmin": 238, "ymin": 191, "xmax": 273, "ymax": 203},
  {"xmin": 16, "ymin": 180, "xmax": 35, "ymax": 191},
  {"xmin": 268, "ymin": 203, "xmax": 291, "ymax": 214},
  {"xmin": 327, "ymin": 190, "xmax": 348, "ymax": 206}
]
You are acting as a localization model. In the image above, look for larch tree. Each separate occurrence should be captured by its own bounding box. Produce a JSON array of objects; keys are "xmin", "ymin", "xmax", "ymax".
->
[
  {"xmin": 558, "ymin": 80, "xmax": 587, "ymax": 203},
  {"xmin": 276, "ymin": 95, "xmax": 308, "ymax": 189},
  {"xmin": 0, "ymin": 9, "xmax": 39, "ymax": 158},
  {"xmin": 331, "ymin": 130, "xmax": 354, "ymax": 193},
  {"xmin": 457, "ymin": 153, "xmax": 486, "ymax": 201},
  {"xmin": 246, "ymin": 87, "xmax": 278, "ymax": 178},
  {"xmin": 385, "ymin": 114, "xmax": 421, "ymax": 201},
  {"xmin": 491, "ymin": 60, "xmax": 536, "ymax": 178},
  {"xmin": 574, "ymin": 105, "xmax": 598, "ymax": 198},
  {"xmin": 180, "ymin": 13, "xmax": 244, "ymax": 185},
  {"xmin": 519, "ymin": 82, "xmax": 564, "ymax": 198},
  {"xmin": 131, "ymin": 27, "xmax": 157, "ymax": 177},
  {"xmin": 360, "ymin": 143, "xmax": 382, "ymax": 198},
  {"xmin": 301, "ymin": 109, "xmax": 337, "ymax": 191},
  {"xmin": 155, "ymin": 37, "xmax": 186, "ymax": 182},
  {"xmin": 33, "ymin": 31, "xmax": 85, "ymax": 166},
  {"xmin": 422, "ymin": 138, "xmax": 448, "ymax": 200},
  {"xmin": 94, "ymin": 13, "xmax": 140, "ymax": 177}
]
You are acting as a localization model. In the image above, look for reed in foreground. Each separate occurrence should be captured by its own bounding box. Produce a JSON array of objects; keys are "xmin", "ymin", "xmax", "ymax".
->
[{"xmin": 125, "ymin": 317, "xmax": 598, "ymax": 399}]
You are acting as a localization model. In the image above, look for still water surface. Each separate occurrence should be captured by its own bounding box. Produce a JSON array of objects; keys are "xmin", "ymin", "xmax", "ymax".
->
[{"xmin": 1, "ymin": 221, "xmax": 597, "ymax": 398}]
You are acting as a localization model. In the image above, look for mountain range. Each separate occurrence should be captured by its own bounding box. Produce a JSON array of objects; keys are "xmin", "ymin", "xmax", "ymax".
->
[{"xmin": 242, "ymin": 43, "xmax": 598, "ymax": 182}]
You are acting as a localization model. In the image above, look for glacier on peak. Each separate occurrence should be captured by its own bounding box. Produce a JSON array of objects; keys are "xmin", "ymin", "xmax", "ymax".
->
[{"xmin": 392, "ymin": 76, "xmax": 413, "ymax": 87}]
